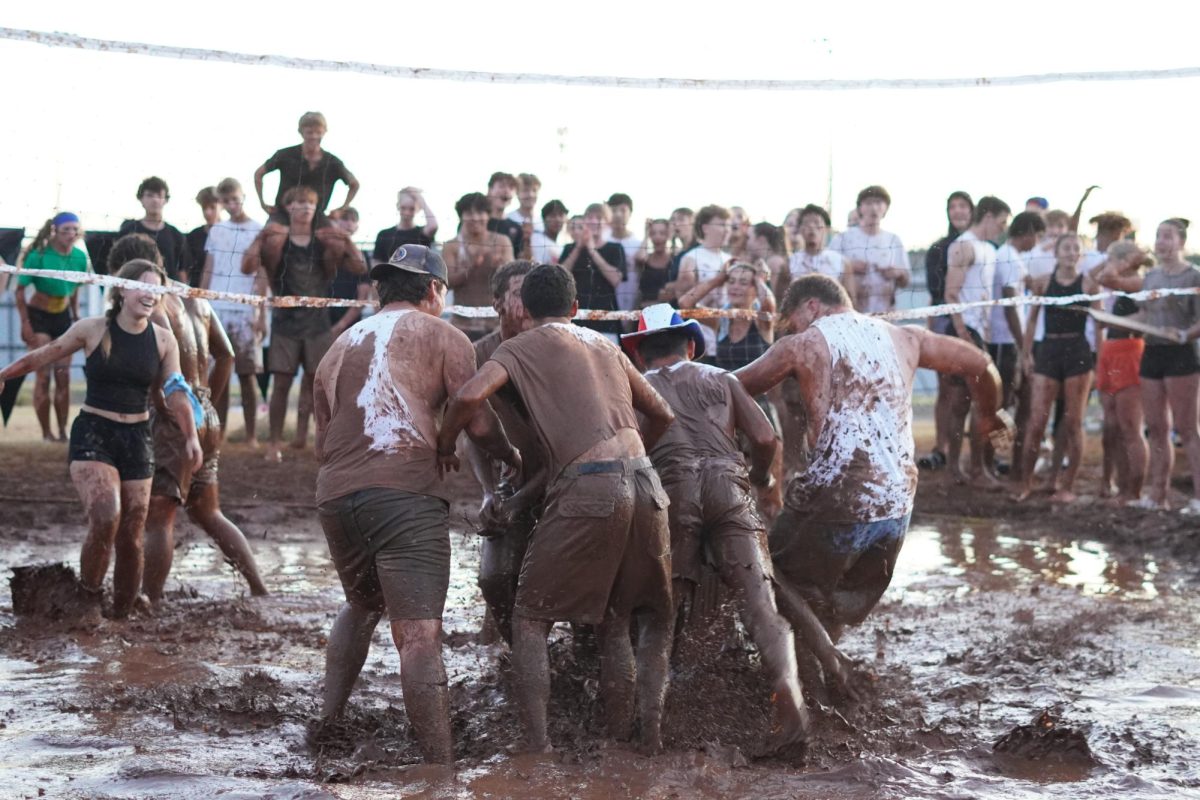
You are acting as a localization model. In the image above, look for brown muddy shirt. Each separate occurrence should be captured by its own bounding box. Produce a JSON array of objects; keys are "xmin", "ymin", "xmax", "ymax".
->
[
  {"xmin": 488, "ymin": 322, "xmax": 638, "ymax": 481},
  {"xmin": 474, "ymin": 331, "xmax": 546, "ymax": 480},
  {"xmin": 643, "ymin": 360, "xmax": 741, "ymax": 480},
  {"xmin": 314, "ymin": 309, "xmax": 472, "ymax": 505}
]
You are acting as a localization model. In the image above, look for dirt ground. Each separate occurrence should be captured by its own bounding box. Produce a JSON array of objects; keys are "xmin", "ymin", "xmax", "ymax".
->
[{"xmin": 1, "ymin": 403, "xmax": 1198, "ymax": 799}]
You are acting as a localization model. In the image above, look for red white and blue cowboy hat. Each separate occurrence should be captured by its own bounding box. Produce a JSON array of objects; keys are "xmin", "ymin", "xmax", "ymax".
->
[{"xmin": 619, "ymin": 303, "xmax": 707, "ymax": 360}]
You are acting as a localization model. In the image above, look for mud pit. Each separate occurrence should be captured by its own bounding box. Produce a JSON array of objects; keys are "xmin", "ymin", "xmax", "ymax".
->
[{"xmin": 1, "ymin": 427, "xmax": 1198, "ymax": 799}]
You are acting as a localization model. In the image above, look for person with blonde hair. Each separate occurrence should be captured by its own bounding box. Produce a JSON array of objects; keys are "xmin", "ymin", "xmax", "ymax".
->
[
  {"xmin": 0, "ymin": 258, "xmax": 202, "ymax": 621},
  {"xmin": 253, "ymin": 111, "xmax": 359, "ymax": 223}
]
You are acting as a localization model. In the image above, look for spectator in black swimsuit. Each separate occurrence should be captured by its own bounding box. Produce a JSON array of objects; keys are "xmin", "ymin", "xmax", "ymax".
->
[
  {"xmin": 1017, "ymin": 233, "xmax": 1101, "ymax": 504},
  {"xmin": 0, "ymin": 259, "xmax": 202, "ymax": 621},
  {"xmin": 635, "ymin": 218, "xmax": 673, "ymax": 308}
]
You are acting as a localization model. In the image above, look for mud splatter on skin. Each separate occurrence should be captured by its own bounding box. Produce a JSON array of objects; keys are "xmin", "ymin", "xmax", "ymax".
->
[
  {"xmin": 347, "ymin": 310, "xmax": 424, "ymax": 452},
  {"xmin": 544, "ymin": 321, "xmax": 612, "ymax": 348}
]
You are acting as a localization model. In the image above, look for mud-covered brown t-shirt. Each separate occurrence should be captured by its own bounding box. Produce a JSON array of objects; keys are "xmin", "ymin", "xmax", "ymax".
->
[
  {"xmin": 643, "ymin": 360, "xmax": 741, "ymax": 480},
  {"xmin": 314, "ymin": 309, "xmax": 475, "ymax": 505},
  {"xmin": 488, "ymin": 322, "xmax": 638, "ymax": 481},
  {"xmin": 474, "ymin": 331, "xmax": 546, "ymax": 480}
]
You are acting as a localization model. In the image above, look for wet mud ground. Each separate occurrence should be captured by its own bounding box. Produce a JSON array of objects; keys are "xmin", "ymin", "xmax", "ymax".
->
[{"xmin": 1, "ymin": 409, "xmax": 1198, "ymax": 799}]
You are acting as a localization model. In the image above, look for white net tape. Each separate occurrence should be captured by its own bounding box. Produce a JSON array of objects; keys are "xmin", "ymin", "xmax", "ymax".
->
[{"xmin": 5, "ymin": 264, "xmax": 1197, "ymax": 323}]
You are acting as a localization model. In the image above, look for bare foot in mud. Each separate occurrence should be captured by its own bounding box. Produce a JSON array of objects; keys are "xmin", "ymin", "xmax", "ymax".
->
[
  {"xmin": 1014, "ymin": 488, "xmax": 1035, "ymax": 503},
  {"xmin": 950, "ymin": 467, "xmax": 972, "ymax": 486},
  {"xmin": 265, "ymin": 446, "xmax": 283, "ymax": 463},
  {"xmin": 1049, "ymin": 490, "xmax": 1078, "ymax": 504},
  {"xmin": 1098, "ymin": 481, "xmax": 1117, "ymax": 499},
  {"xmin": 505, "ymin": 739, "xmax": 554, "ymax": 756},
  {"xmin": 969, "ymin": 471, "xmax": 1004, "ymax": 492},
  {"xmin": 759, "ymin": 696, "xmax": 810, "ymax": 756}
]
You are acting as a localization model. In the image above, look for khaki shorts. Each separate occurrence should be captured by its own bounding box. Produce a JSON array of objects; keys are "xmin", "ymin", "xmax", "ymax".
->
[
  {"xmin": 318, "ymin": 487, "xmax": 451, "ymax": 620},
  {"xmin": 268, "ymin": 329, "xmax": 334, "ymax": 376},
  {"xmin": 150, "ymin": 391, "xmax": 221, "ymax": 504},
  {"xmin": 516, "ymin": 457, "xmax": 672, "ymax": 625},
  {"xmin": 220, "ymin": 311, "xmax": 264, "ymax": 376},
  {"xmin": 661, "ymin": 458, "xmax": 768, "ymax": 585}
]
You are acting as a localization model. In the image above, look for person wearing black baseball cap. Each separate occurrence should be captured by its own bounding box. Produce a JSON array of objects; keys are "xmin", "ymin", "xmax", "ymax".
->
[{"xmin": 311, "ymin": 242, "xmax": 519, "ymax": 763}]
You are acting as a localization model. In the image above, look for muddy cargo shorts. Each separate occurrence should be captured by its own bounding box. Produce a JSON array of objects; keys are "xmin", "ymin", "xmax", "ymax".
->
[
  {"xmin": 150, "ymin": 392, "xmax": 222, "ymax": 504},
  {"xmin": 769, "ymin": 509, "xmax": 911, "ymax": 626},
  {"xmin": 662, "ymin": 458, "xmax": 767, "ymax": 585},
  {"xmin": 515, "ymin": 456, "xmax": 672, "ymax": 626},
  {"xmin": 318, "ymin": 487, "xmax": 451, "ymax": 620}
]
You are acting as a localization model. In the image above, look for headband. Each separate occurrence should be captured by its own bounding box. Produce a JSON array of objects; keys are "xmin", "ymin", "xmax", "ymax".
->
[{"xmin": 52, "ymin": 212, "xmax": 80, "ymax": 226}]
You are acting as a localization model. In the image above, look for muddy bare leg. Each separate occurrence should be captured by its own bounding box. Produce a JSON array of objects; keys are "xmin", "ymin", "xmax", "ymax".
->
[
  {"xmin": 71, "ymin": 462, "xmax": 122, "ymax": 598},
  {"xmin": 633, "ymin": 608, "xmax": 672, "ymax": 753},
  {"xmin": 511, "ymin": 615, "xmax": 554, "ymax": 752},
  {"xmin": 391, "ymin": 618, "xmax": 453, "ymax": 764},
  {"xmin": 186, "ymin": 483, "xmax": 268, "ymax": 595},
  {"xmin": 716, "ymin": 536, "xmax": 809, "ymax": 743},
  {"xmin": 773, "ymin": 576, "xmax": 858, "ymax": 700},
  {"xmin": 142, "ymin": 495, "xmax": 179, "ymax": 603},
  {"xmin": 52, "ymin": 365, "xmax": 70, "ymax": 439},
  {"xmin": 33, "ymin": 365, "xmax": 52, "ymax": 439},
  {"xmin": 267, "ymin": 372, "xmax": 294, "ymax": 458},
  {"xmin": 238, "ymin": 373, "xmax": 259, "ymax": 446},
  {"xmin": 321, "ymin": 602, "xmax": 383, "ymax": 719},
  {"xmin": 598, "ymin": 614, "xmax": 637, "ymax": 743},
  {"xmin": 292, "ymin": 372, "xmax": 313, "ymax": 449},
  {"xmin": 110, "ymin": 480, "xmax": 151, "ymax": 617}
]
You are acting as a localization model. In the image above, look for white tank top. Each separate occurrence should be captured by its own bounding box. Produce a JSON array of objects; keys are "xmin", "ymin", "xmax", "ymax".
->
[
  {"xmin": 786, "ymin": 312, "xmax": 916, "ymax": 523},
  {"xmin": 956, "ymin": 230, "xmax": 996, "ymax": 339}
]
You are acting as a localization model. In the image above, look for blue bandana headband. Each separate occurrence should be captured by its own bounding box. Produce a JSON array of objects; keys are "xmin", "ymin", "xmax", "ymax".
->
[{"xmin": 52, "ymin": 212, "xmax": 80, "ymax": 227}]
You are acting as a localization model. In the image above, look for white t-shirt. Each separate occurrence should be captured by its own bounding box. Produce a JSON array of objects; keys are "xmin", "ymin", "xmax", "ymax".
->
[
  {"xmin": 611, "ymin": 233, "xmax": 642, "ymax": 311},
  {"xmin": 787, "ymin": 248, "xmax": 845, "ymax": 280},
  {"xmin": 506, "ymin": 209, "xmax": 544, "ymax": 233},
  {"xmin": 530, "ymin": 231, "xmax": 561, "ymax": 265},
  {"xmin": 988, "ymin": 243, "xmax": 1028, "ymax": 345},
  {"xmin": 829, "ymin": 227, "xmax": 909, "ymax": 313},
  {"xmin": 204, "ymin": 218, "xmax": 263, "ymax": 314},
  {"xmin": 683, "ymin": 246, "xmax": 731, "ymax": 355},
  {"xmin": 953, "ymin": 231, "xmax": 996, "ymax": 338}
]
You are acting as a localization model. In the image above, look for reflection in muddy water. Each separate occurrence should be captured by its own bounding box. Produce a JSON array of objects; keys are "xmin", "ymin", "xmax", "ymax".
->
[
  {"xmin": 0, "ymin": 513, "xmax": 1197, "ymax": 799},
  {"xmin": 895, "ymin": 519, "xmax": 1169, "ymax": 600}
]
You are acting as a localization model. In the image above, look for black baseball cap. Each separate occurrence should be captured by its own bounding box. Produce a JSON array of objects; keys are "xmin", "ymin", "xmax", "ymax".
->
[{"xmin": 370, "ymin": 244, "xmax": 448, "ymax": 283}]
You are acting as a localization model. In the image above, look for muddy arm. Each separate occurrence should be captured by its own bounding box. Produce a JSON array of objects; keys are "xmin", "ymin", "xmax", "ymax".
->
[{"xmin": 727, "ymin": 373, "xmax": 776, "ymax": 486}]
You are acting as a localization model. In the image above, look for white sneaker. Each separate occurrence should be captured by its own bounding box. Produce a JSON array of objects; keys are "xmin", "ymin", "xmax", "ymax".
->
[{"xmin": 1179, "ymin": 499, "xmax": 1200, "ymax": 516}]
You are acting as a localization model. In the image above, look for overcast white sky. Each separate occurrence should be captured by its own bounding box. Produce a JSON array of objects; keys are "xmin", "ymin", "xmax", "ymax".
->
[{"xmin": 3, "ymin": 1, "xmax": 1199, "ymax": 248}]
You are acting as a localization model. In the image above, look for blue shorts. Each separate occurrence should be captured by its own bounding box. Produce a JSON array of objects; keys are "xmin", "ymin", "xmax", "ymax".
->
[{"xmin": 769, "ymin": 510, "xmax": 911, "ymax": 626}]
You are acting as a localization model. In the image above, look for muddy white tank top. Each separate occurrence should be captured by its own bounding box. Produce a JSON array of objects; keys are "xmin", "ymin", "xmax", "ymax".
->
[{"xmin": 786, "ymin": 312, "xmax": 917, "ymax": 523}]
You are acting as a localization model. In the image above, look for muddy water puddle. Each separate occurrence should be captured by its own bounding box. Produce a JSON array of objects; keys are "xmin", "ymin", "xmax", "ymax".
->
[{"xmin": 0, "ymin": 513, "xmax": 1197, "ymax": 799}]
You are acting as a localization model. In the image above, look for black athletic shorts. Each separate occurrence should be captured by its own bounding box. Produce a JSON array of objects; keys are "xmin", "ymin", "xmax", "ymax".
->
[
  {"xmin": 27, "ymin": 306, "xmax": 72, "ymax": 339},
  {"xmin": 68, "ymin": 410, "xmax": 154, "ymax": 481},
  {"xmin": 987, "ymin": 343, "xmax": 1019, "ymax": 394},
  {"xmin": 1139, "ymin": 343, "xmax": 1200, "ymax": 380},
  {"xmin": 1034, "ymin": 335, "xmax": 1092, "ymax": 382}
]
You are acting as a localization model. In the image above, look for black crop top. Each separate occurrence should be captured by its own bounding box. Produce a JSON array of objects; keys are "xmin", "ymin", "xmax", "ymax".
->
[
  {"xmin": 1043, "ymin": 270, "xmax": 1088, "ymax": 337},
  {"xmin": 84, "ymin": 319, "xmax": 161, "ymax": 414}
]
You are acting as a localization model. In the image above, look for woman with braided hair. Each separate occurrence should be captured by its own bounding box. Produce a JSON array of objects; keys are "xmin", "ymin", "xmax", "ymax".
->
[{"xmin": 0, "ymin": 259, "xmax": 201, "ymax": 621}]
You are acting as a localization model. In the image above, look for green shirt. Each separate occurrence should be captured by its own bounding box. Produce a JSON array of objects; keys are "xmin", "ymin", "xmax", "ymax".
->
[{"xmin": 18, "ymin": 247, "xmax": 90, "ymax": 297}]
